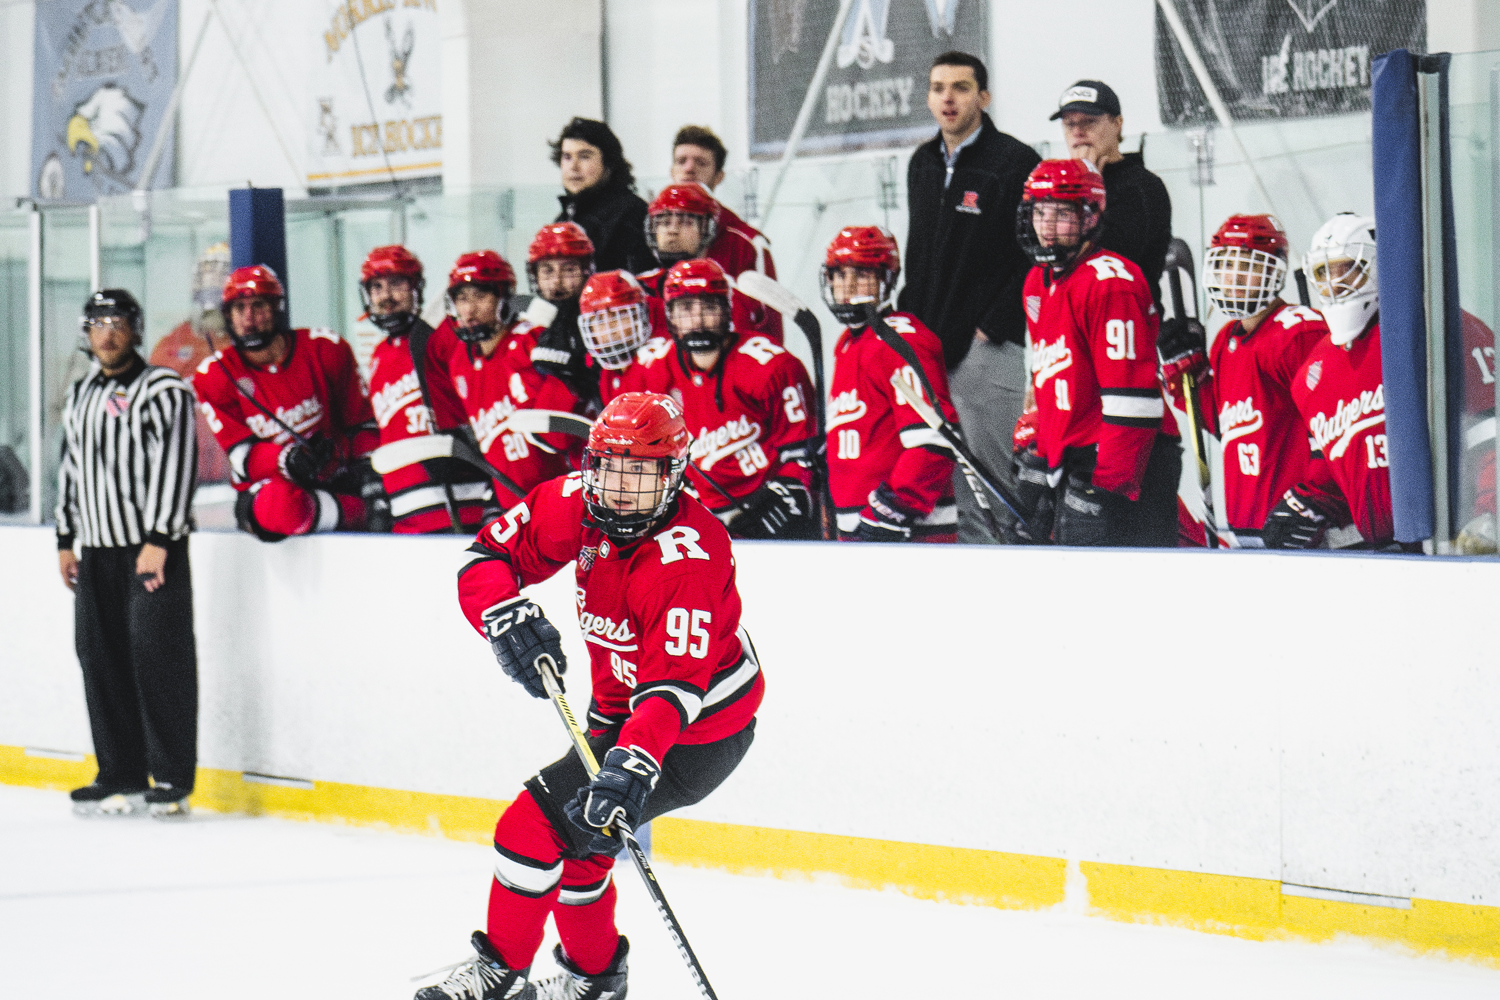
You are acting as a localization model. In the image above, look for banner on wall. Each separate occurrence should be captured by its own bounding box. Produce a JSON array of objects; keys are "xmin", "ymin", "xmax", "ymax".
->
[
  {"xmin": 307, "ymin": 0, "xmax": 443, "ymax": 188},
  {"xmin": 749, "ymin": 0, "xmax": 988, "ymax": 160},
  {"xmin": 31, "ymin": 0, "xmax": 179, "ymax": 202},
  {"xmin": 1156, "ymin": 0, "xmax": 1427, "ymax": 127}
]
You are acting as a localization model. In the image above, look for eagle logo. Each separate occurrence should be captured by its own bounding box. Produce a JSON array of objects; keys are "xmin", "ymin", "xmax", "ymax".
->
[{"xmin": 66, "ymin": 84, "xmax": 145, "ymax": 180}]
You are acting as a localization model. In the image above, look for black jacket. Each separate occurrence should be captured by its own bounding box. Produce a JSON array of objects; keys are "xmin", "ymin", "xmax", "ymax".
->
[
  {"xmin": 897, "ymin": 114, "xmax": 1040, "ymax": 368},
  {"xmin": 556, "ymin": 178, "xmax": 654, "ymax": 274},
  {"xmin": 1098, "ymin": 152, "xmax": 1172, "ymax": 306}
]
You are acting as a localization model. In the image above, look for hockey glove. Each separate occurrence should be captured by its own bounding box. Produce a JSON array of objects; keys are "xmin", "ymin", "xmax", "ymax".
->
[
  {"xmin": 531, "ymin": 303, "xmax": 599, "ymax": 400},
  {"xmin": 1011, "ymin": 446, "xmax": 1056, "ymax": 544},
  {"xmin": 1012, "ymin": 408, "xmax": 1039, "ymax": 453},
  {"xmin": 1054, "ymin": 475, "xmax": 1131, "ymax": 547},
  {"xmin": 734, "ymin": 477, "xmax": 814, "ymax": 540},
  {"xmin": 1157, "ymin": 316, "xmax": 1210, "ymax": 396},
  {"xmin": 481, "ymin": 596, "xmax": 567, "ymax": 699},
  {"xmin": 854, "ymin": 483, "xmax": 918, "ymax": 542},
  {"xmin": 1262, "ymin": 486, "xmax": 1334, "ymax": 549},
  {"xmin": 277, "ymin": 435, "xmax": 335, "ymax": 490},
  {"xmin": 563, "ymin": 744, "xmax": 661, "ymax": 855}
]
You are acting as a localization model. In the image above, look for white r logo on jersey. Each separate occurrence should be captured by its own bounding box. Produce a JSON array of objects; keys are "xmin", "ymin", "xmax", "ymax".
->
[
  {"xmin": 1085, "ymin": 256, "xmax": 1134, "ymax": 282},
  {"xmin": 655, "ymin": 525, "xmax": 711, "ymax": 564}
]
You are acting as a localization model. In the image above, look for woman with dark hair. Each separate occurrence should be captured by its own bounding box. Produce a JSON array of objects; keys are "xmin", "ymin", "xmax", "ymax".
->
[{"xmin": 551, "ymin": 117, "xmax": 654, "ymax": 274}]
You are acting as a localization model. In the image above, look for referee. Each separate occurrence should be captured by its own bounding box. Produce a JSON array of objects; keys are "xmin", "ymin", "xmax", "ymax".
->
[{"xmin": 56, "ymin": 289, "xmax": 200, "ymax": 817}]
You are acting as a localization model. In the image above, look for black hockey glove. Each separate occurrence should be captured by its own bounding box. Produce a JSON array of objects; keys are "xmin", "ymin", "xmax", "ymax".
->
[
  {"xmin": 481, "ymin": 596, "xmax": 567, "ymax": 699},
  {"xmin": 1158, "ymin": 316, "xmax": 1210, "ymax": 395},
  {"xmin": 1054, "ymin": 474, "xmax": 1131, "ymax": 547},
  {"xmin": 734, "ymin": 477, "xmax": 814, "ymax": 540},
  {"xmin": 563, "ymin": 744, "xmax": 661, "ymax": 855},
  {"xmin": 277, "ymin": 435, "xmax": 335, "ymax": 490},
  {"xmin": 1262, "ymin": 486, "xmax": 1334, "ymax": 549},
  {"xmin": 1011, "ymin": 446, "xmax": 1056, "ymax": 544},
  {"xmin": 854, "ymin": 483, "xmax": 919, "ymax": 542},
  {"xmin": 531, "ymin": 302, "xmax": 599, "ymax": 399}
]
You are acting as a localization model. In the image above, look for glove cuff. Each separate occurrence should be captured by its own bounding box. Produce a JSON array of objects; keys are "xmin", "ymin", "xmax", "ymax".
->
[{"xmin": 867, "ymin": 483, "xmax": 920, "ymax": 526}]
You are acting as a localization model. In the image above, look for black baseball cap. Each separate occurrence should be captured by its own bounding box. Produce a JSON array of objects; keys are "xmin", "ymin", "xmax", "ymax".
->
[{"xmin": 1049, "ymin": 80, "xmax": 1122, "ymax": 120}]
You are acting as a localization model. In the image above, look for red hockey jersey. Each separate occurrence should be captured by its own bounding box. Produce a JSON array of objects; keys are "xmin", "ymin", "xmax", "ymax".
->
[
  {"xmin": 827, "ymin": 312, "xmax": 958, "ymax": 539},
  {"xmin": 705, "ymin": 202, "xmax": 783, "ymax": 344},
  {"xmin": 603, "ymin": 335, "xmax": 816, "ymax": 512},
  {"xmin": 1194, "ymin": 302, "xmax": 1327, "ymax": 533},
  {"xmin": 457, "ymin": 474, "xmax": 764, "ymax": 763},
  {"xmin": 1461, "ymin": 310, "xmax": 1496, "ymax": 517},
  {"xmin": 1289, "ymin": 323, "xmax": 1393, "ymax": 545},
  {"xmin": 195, "ymin": 327, "xmax": 377, "ymax": 489},
  {"xmin": 1024, "ymin": 248, "xmax": 1170, "ymax": 498},
  {"xmin": 637, "ymin": 266, "xmax": 782, "ymax": 345},
  {"xmin": 442, "ymin": 320, "xmax": 584, "ymax": 507}
]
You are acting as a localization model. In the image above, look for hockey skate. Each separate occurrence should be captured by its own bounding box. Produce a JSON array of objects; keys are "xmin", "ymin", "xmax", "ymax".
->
[
  {"xmin": 532, "ymin": 938, "xmax": 628, "ymax": 1000},
  {"xmin": 145, "ymin": 783, "xmax": 191, "ymax": 818},
  {"xmin": 70, "ymin": 783, "xmax": 148, "ymax": 816},
  {"xmin": 415, "ymin": 931, "xmax": 533, "ymax": 1000}
]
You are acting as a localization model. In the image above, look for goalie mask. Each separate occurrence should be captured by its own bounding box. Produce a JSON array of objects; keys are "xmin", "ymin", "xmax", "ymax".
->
[
  {"xmin": 582, "ymin": 391, "xmax": 691, "ymax": 542},
  {"xmin": 662, "ymin": 258, "xmax": 734, "ymax": 354},
  {"xmin": 360, "ymin": 245, "xmax": 426, "ymax": 338},
  {"xmin": 1016, "ymin": 159, "xmax": 1106, "ymax": 270},
  {"xmin": 578, "ymin": 270, "xmax": 652, "ymax": 370},
  {"xmin": 820, "ymin": 226, "xmax": 900, "ymax": 327},
  {"xmin": 645, "ymin": 183, "xmax": 719, "ymax": 267},
  {"xmin": 1305, "ymin": 213, "xmax": 1378, "ymax": 347},
  {"xmin": 1203, "ymin": 214, "xmax": 1288, "ymax": 319},
  {"xmin": 446, "ymin": 250, "xmax": 519, "ymax": 345},
  {"xmin": 221, "ymin": 264, "xmax": 289, "ymax": 352}
]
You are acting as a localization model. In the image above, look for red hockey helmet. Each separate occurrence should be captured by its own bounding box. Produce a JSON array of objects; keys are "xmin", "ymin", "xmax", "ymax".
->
[
  {"xmin": 1204, "ymin": 214, "xmax": 1289, "ymax": 319},
  {"xmin": 820, "ymin": 226, "xmax": 900, "ymax": 327},
  {"xmin": 359, "ymin": 245, "xmax": 426, "ymax": 337},
  {"xmin": 1016, "ymin": 159, "xmax": 1107, "ymax": 268},
  {"xmin": 582, "ymin": 391, "xmax": 692, "ymax": 540},
  {"xmin": 446, "ymin": 250, "xmax": 518, "ymax": 344},
  {"xmin": 220, "ymin": 264, "xmax": 287, "ymax": 351},
  {"xmin": 578, "ymin": 270, "xmax": 652, "ymax": 370},
  {"xmin": 645, "ymin": 183, "xmax": 719, "ymax": 266},
  {"xmin": 662, "ymin": 258, "xmax": 733, "ymax": 352},
  {"xmin": 526, "ymin": 222, "xmax": 595, "ymax": 301}
]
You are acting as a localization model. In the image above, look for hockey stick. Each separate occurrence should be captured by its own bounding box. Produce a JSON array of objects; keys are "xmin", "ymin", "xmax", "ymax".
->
[
  {"xmin": 887, "ymin": 373, "xmax": 1008, "ymax": 533},
  {"xmin": 1161, "ymin": 238, "xmax": 1221, "ymax": 549},
  {"xmin": 733, "ymin": 271, "xmax": 835, "ymax": 539},
  {"xmin": 860, "ymin": 303, "xmax": 1030, "ymax": 532},
  {"xmin": 534, "ymin": 654, "xmax": 721, "ymax": 1000},
  {"xmin": 368, "ymin": 430, "xmax": 528, "ymax": 503}
]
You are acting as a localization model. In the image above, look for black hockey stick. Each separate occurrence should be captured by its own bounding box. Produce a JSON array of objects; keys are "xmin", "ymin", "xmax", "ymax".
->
[
  {"xmin": 1160, "ymin": 239, "xmax": 1221, "ymax": 548},
  {"xmin": 860, "ymin": 303, "xmax": 1030, "ymax": 533},
  {"xmin": 535, "ymin": 655, "xmax": 721, "ymax": 1000}
]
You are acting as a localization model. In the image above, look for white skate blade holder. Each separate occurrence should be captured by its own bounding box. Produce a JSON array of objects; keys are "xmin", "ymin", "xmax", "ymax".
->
[{"xmin": 73, "ymin": 791, "xmax": 147, "ymax": 817}]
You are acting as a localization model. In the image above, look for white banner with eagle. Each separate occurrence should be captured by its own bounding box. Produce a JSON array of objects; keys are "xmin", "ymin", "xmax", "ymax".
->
[
  {"xmin": 31, "ymin": 0, "xmax": 179, "ymax": 202},
  {"xmin": 306, "ymin": 0, "xmax": 443, "ymax": 189}
]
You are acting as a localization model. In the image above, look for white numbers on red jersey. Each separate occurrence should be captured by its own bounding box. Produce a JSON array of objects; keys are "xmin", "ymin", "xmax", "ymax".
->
[
  {"xmin": 664, "ymin": 608, "xmax": 711, "ymax": 659},
  {"xmin": 1085, "ymin": 256, "xmax": 1134, "ymax": 282},
  {"xmin": 654, "ymin": 525, "xmax": 711, "ymax": 564},
  {"xmin": 196, "ymin": 355, "xmax": 216, "ymax": 375},
  {"xmin": 508, "ymin": 372, "xmax": 529, "ymax": 404},
  {"xmin": 782, "ymin": 385, "xmax": 807, "ymax": 423},
  {"xmin": 883, "ymin": 315, "xmax": 917, "ymax": 335},
  {"xmin": 562, "ymin": 472, "xmax": 584, "ymax": 496},
  {"xmin": 489, "ymin": 502, "xmax": 531, "ymax": 544},
  {"xmin": 1274, "ymin": 305, "xmax": 1324, "ymax": 329},
  {"xmin": 736, "ymin": 442, "xmax": 770, "ymax": 477},
  {"xmin": 836, "ymin": 428, "xmax": 861, "ymax": 459},
  {"xmin": 1473, "ymin": 346, "xmax": 1496, "ymax": 385},
  {"xmin": 738, "ymin": 336, "xmax": 786, "ymax": 365},
  {"xmin": 1237, "ymin": 442, "xmax": 1261, "ymax": 476},
  {"xmin": 309, "ymin": 327, "xmax": 340, "ymax": 343},
  {"xmin": 502, "ymin": 431, "xmax": 530, "ymax": 462},
  {"xmin": 1104, "ymin": 319, "xmax": 1137, "ymax": 360},
  {"xmin": 405, "ymin": 407, "xmax": 432, "ymax": 435},
  {"xmin": 638, "ymin": 337, "xmax": 674, "ymax": 363},
  {"xmin": 1365, "ymin": 434, "xmax": 1389, "ymax": 468},
  {"xmin": 892, "ymin": 365, "xmax": 922, "ymax": 406},
  {"xmin": 200, "ymin": 401, "xmax": 223, "ymax": 434},
  {"xmin": 1054, "ymin": 379, "xmax": 1071, "ymax": 411},
  {"xmin": 609, "ymin": 651, "xmax": 638, "ymax": 687}
]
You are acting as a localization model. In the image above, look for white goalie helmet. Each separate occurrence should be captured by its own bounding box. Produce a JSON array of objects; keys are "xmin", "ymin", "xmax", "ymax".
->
[{"xmin": 1305, "ymin": 213, "xmax": 1378, "ymax": 346}]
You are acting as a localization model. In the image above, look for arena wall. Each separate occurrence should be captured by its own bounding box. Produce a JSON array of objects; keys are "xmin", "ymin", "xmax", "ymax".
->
[{"xmin": 4, "ymin": 524, "xmax": 1499, "ymax": 963}]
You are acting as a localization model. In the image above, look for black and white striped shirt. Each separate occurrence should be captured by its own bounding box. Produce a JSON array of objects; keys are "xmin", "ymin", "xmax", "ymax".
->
[{"xmin": 56, "ymin": 355, "xmax": 198, "ymax": 549}]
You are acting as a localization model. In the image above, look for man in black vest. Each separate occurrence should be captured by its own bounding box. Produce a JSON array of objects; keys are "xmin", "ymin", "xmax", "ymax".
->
[{"xmin": 899, "ymin": 51, "xmax": 1040, "ymax": 543}]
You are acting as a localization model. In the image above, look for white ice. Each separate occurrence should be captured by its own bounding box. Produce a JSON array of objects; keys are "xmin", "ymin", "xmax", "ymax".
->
[{"xmin": 3, "ymin": 784, "xmax": 1498, "ymax": 999}]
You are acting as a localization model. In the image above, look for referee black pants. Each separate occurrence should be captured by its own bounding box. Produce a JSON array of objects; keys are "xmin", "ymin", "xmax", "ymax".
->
[{"xmin": 74, "ymin": 539, "xmax": 198, "ymax": 790}]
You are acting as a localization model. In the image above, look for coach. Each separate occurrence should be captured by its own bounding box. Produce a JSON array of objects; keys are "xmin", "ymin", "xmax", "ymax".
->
[
  {"xmin": 56, "ymin": 290, "xmax": 199, "ymax": 817},
  {"xmin": 899, "ymin": 51, "xmax": 1040, "ymax": 544}
]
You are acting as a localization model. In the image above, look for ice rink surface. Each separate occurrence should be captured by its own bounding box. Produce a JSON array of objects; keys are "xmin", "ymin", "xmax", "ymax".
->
[{"xmin": 3, "ymin": 785, "xmax": 1499, "ymax": 1000}]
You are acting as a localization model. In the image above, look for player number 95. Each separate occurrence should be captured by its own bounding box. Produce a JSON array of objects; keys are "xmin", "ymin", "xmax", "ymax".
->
[{"xmin": 665, "ymin": 608, "xmax": 711, "ymax": 658}]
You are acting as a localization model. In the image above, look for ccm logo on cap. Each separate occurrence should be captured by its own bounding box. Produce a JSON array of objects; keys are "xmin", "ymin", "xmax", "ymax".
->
[{"xmin": 1061, "ymin": 85, "xmax": 1099, "ymax": 105}]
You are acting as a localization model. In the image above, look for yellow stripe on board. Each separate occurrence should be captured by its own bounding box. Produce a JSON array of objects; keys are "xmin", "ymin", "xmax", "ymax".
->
[{"xmin": 3, "ymin": 744, "xmax": 1497, "ymax": 966}]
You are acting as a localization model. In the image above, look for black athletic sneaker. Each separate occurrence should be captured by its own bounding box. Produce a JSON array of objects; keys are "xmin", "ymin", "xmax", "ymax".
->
[
  {"xmin": 145, "ymin": 783, "xmax": 191, "ymax": 818},
  {"xmin": 532, "ymin": 937, "xmax": 628, "ymax": 1000},
  {"xmin": 70, "ymin": 783, "xmax": 147, "ymax": 816},
  {"xmin": 415, "ymin": 931, "xmax": 533, "ymax": 1000}
]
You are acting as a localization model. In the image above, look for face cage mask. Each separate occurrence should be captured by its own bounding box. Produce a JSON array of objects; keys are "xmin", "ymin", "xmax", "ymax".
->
[
  {"xmin": 360, "ymin": 276, "xmax": 426, "ymax": 337},
  {"xmin": 667, "ymin": 295, "xmax": 732, "ymax": 353},
  {"xmin": 1306, "ymin": 243, "xmax": 1378, "ymax": 346},
  {"xmin": 1203, "ymin": 246, "xmax": 1287, "ymax": 319},
  {"xmin": 222, "ymin": 297, "xmax": 289, "ymax": 352},
  {"xmin": 579, "ymin": 303, "xmax": 651, "ymax": 369},
  {"xmin": 527, "ymin": 258, "xmax": 594, "ymax": 303},
  {"xmin": 446, "ymin": 284, "xmax": 518, "ymax": 344},
  {"xmin": 1015, "ymin": 201, "xmax": 1101, "ymax": 268},
  {"xmin": 820, "ymin": 267, "xmax": 897, "ymax": 327},
  {"xmin": 581, "ymin": 450, "xmax": 687, "ymax": 541},
  {"xmin": 646, "ymin": 212, "xmax": 717, "ymax": 267}
]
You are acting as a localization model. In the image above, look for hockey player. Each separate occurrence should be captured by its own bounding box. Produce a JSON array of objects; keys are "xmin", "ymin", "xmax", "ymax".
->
[
  {"xmin": 1263, "ymin": 213, "xmax": 1395, "ymax": 549},
  {"xmin": 195, "ymin": 265, "xmax": 381, "ymax": 541},
  {"xmin": 638, "ymin": 183, "xmax": 781, "ymax": 343},
  {"xmin": 441, "ymin": 251, "xmax": 583, "ymax": 507},
  {"xmin": 822, "ymin": 226, "xmax": 959, "ymax": 542},
  {"xmin": 580, "ymin": 269, "xmax": 658, "ymax": 403},
  {"xmin": 1011, "ymin": 159, "xmax": 1180, "ymax": 547},
  {"xmin": 525, "ymin": 222, "xmax": 602, "ymax": 409},
  {"xmin": 363, "ymin": 245, "xmax": 497, "ymax": 534},
  {"xmin": 604, "ymin": 258, "xmax": 818, "ymax": 540},
  {"xmin": 669, "ymin": 124, "xmax": 779, "ymax": 287},
  {"xmin": 417, "ymin": 392, "xmax": 763, "ymax": 1000},
  {"xmin": 1158, "ymin": 214, "xmax": 1328, "ymax": 546}
]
